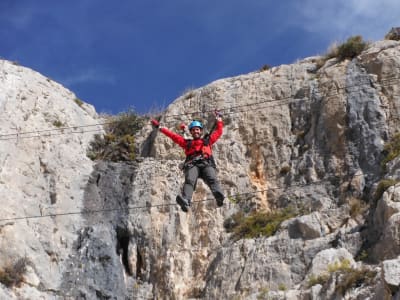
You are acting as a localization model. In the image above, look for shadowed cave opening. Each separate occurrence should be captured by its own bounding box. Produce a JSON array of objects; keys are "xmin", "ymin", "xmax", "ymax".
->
[{"xmin": 116, "ymin": 228, "xmax": 132, "ymax": 276}]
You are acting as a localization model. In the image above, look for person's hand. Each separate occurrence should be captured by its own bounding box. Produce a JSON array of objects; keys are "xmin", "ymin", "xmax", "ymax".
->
[
  {"xmin": 215, "ymin": 110, "xmax": 222, "ymax": 121},
  {"xmin": 151, "ymin": 119, "xmax": 160, "ymax": 128},
  {"xmin": 179, "ymin": 123, "xmax": 186, "ymax": 131}
]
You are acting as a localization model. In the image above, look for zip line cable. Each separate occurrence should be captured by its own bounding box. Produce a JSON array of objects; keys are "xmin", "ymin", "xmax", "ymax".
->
[
  {"xmin": 160, "ymin": 79, "xmax": 387, "ymax": 121},
  {"xmin": 0, "ymin": 174, "xmax": 363, "ymax": 223},
  {"xmin": 2, "ymin": 90, "xmax": 399, "ymax": 142},
  {"xmin": 1, "ymin": 73, "xmax": 400, "ymax": 141},
  {"xmin": 0, "ymin": 54, "xmax": 399, "ymax": 257},
  {"xmin": 0, "ymin": 71, "xmax": 397, "ymax": 220},
  {"xmin": 0, "ymin": 64, "xmax": 398, "ymax": 220},
  {"xmin": 0, "ymin": 122, "xmax": 107, "ymax": 138},
  {"xmin": 1, "ymin": 89, "xmax": 400, "ymax": 142},
  {"xmin": 0, "ymin": 128, "xmax": 104, "ymax": 141},
  {"xmin": 0, "ymin": 98, "xmax": 311, "ymax": 141}
]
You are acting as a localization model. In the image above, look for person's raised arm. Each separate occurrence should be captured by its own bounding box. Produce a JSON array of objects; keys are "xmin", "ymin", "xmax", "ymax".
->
[{"xmin": 151, "ymin": 119, "xmax": 187, "ymax": 148}]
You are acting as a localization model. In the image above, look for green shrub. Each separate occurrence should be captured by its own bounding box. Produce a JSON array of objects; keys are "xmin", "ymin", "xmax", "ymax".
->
[
  {"xmin": 308, "ymin": 274, "xmax": 330, "ymax": 287},
  {"xmin": 384, "ymin": 28, "xmax": 400, "ymax": 41},
  {"xmin": 307, "ymin": 259, "xmax": 351, "ymax": 288},
  {"xmin": 381, "ymin": 133, "xmax": 400, "ymax": 168},
  {"xmin": 227, "ymin": 194, "xmax": 243, "ymax": 204},
  {"xmin": 52, "ymin": 120, "xmax": 64, "ymax": 128},
  {"xmin": 87, "ymin": 109, "xmax": 144, "ymax": 162},
  {"xmin": 0, "ymin": 258, "xmax": 29, "ymax": 288},
  {"xmin": 106, "ymin": 109, "xmax": 144, "ymax": 137},
  {"xmin": 374, "ymin": 179, "xmax": 399, "ymax": 202},
  {"xmin": 336, "ymin": 35, "xmax": 367, "ymax": 61},
  {"xmin": 355, "ymin": 250, "xmax": 369, "ymax": 262},
  {"xmin": 317, "ymin": 36, "xmax": 367, "ymax": 68},
  {"xmin": 278, "ymin": 283, "xmax": 287, "ymax": 291},
  {"xmin": 74, "ymin": 98, "xmax": 84, "ymax": 107},
  {"xmin": 327, "ymin": 259, "xmax": 351, "ymax": 273},
  {"xmin": 308, "ymin": 259, "xmax": 377, "ymax": 296},
  {"xmin": 385, "ymin": 32, "xmax": 400, "ymax": 41},
  {"xmin": 259, "ymin": 64, "xmax": 271, "ymax": 72},
  {"xmin": 335, "ymin": 267, "xmax": 376, "ymax": 296},
  {"xmin": 224, "ymin": 207, "xmax": 298, "ymax": 240}
]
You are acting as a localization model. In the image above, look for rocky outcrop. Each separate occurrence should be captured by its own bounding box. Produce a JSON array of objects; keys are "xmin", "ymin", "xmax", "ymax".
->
[
  {"xmin": 0, "ymin": 60, "xmax": 101, "ymax": 299},
  {"xmin": 1, "ymin": 39, "xmax": 400, "ymax": 299}
]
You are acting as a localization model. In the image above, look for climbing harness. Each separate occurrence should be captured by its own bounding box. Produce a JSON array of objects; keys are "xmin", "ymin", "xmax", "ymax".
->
[{"xmin": 182, "ymin": 123, "xmax": 218, "ymax": 170}]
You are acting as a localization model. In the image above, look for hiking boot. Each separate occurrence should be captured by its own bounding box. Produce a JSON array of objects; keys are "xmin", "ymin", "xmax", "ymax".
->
[
  {"xmin": 214, "ymin": 191, "xmax": 225, "ymax": 207},
  {"xmin": 176, "ymin": 195, "xmax": 190, "ymax": 212}
]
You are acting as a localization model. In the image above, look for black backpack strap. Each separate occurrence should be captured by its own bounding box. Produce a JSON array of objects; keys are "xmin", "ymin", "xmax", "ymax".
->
[
  {"xmin": 185, "ymin": 139, "xmax": 192, "ymax": 151},
  {"xmin": 203, "ymin": 135, "xmax": 210, "ymax": 146}
]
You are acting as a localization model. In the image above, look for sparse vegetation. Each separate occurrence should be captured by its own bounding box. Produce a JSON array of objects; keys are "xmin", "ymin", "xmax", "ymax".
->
[
  {"xmin": 348, "ymin": 197, "xmax": 368, "ymax": 219},
  {"xmin": 74, "ymin": 98, "xmax": 84, "ymax": 107},
  {"xmin": 315, "ymin": 42, "xmax": 341, "ymax": 68},
  {"xmin": 355, "ymin": 250, "xmax": 369, "ymax": 262},
  {"xmin": 0, "ymin": 258, "xmax": 29, "ymax": 288},
  {"xmin": 381, "ymin": 133, "xmax": 400, "ymax": 168},
  {"xmin": 259, "ymin": 64, "xmax": 271, "ymax": 72},
  {"xmin": 384, "ymin": 28, "xmax": 400, "ymax": 41},
  {"xmin": 307, "ymin": 273, "xmax": 330, "ymax": 287},
  {"xmin": 181, "ymin": 87, "xmax": 196, "ymax": 100},
  {"xmin": 257, "ymin": 287, "xmax": 269, "ymax": 300},
  {"xmin": 227, "ymin": 194, "xmax": 242, "ymax": 204},
  {"xmin": 335, "ymin": 36, "xmax": 368, "ymax": 61},
  {"xmin": 374, "ymin": 178, "xmax": 399, "ymax": 202},
  {"xmin": 335, "ymin": 267, "xmax": 377, "ymax": 296},
  {"xmin": 307, "ymin": 259, "xmax": 377, "ymax": 296},
  {"xmin": 327, "ymin": 258, "xmax": 351, "ymax": 273},
  {"xmin": 315, "ymin": 35, "xmax": 368, "ymax": 69},
  {"xmin": 223, "ymin": 206, "xmax": 298, "ymax": 240},
  {"xmin": 278, "ymin": 283, "xmax": 287, "ymax": 291},
  {"xmin": 52, "ymin": 120, "xmax": 64, "ymax": 128},
  {"xmin": 87, "ymin": 108, "xmax": 145, "ymax": 162},
  {"xmin": 307, "ymin": 259, "xmax": 351, "ymax": 288}
]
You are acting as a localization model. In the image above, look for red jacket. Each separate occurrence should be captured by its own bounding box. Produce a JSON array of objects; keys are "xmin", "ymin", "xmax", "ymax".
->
[{"xmin": 160, "ymin": 120, "xmax": 223, "ymax": 158}]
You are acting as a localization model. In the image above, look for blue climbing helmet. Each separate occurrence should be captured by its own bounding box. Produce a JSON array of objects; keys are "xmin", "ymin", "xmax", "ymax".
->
[{"xmin": 188, "ymin": 120, "xmax": 203, "ymax": 130}]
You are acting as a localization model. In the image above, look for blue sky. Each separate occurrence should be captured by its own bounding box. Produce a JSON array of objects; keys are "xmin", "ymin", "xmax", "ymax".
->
[{"xmin": 1, "ymin": 0, "xmax": 399, "ymax": 115}]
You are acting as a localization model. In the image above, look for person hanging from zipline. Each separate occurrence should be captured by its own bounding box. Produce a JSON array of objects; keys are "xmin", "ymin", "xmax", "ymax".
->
[{"xmin": 151, "ymin": 111, "xmax": 225, "ymax": 212}]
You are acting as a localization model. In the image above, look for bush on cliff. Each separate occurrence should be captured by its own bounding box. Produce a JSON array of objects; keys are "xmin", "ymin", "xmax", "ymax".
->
[
  {"xmin": 308, "ymin": 259, "xmax": 377, "ymax": 297},
  {"xmin": 316, "ymin": 35, "xmax": 368, "ymax": 69},
  {"xmin": 224, "ymin": 207, "xmax": 298, "ymax": 240},
  {"xmin": 87, "ymin": 108, "xmax": 145, "ymax": 162},
  {"xmin": 381, "ymin": 133, "xmax": 400, "ymax": 168},
  {"xmin": 335, "ymin": 35, "xmax": 368, "ymax": 61},
  {"xmin": 0, "ymin": 258, "xmax": 29, "ymax": 288},
  {"xmin": 384, "ymin": 27, "xmax": 400, "ymax": 41}
]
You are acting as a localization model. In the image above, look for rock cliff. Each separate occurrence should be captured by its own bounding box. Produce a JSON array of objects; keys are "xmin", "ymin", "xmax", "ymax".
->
[{"xmin": 1, "ymin": 39, "xmax": 400, "ymax": 299}]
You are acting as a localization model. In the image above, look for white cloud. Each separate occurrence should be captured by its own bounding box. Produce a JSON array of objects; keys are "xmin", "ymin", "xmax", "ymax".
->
[
  {"xmin": 61, "ymin": 69, "xmax": 116, "ymax": 86},
  {"xmin": 293, "ymin": 0, "xmax": 400, "ymax": 41}
]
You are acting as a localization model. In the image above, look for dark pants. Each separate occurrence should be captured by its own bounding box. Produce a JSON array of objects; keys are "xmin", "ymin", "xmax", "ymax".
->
[{"xmin": 182, "ymin": 161, "xmax": 223, "ymax": 202}]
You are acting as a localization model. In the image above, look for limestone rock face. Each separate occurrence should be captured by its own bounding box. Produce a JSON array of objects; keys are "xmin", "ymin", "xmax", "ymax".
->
[
  {"xmin": 383, "ymin": 257, "xmax": 400, "ymax": 292},
  {"xmin": 0, "ymin": 60, "xmax": 101, "ymax": 298},
  {"xmin": 1, "ymin": 40, "xmax": 400, "ymax": 299}
]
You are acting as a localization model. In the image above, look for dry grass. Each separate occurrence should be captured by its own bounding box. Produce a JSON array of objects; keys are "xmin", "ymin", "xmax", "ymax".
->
[{"xmin": 0, "ymin": 258, "xmax": 29, "ymax": 288}]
